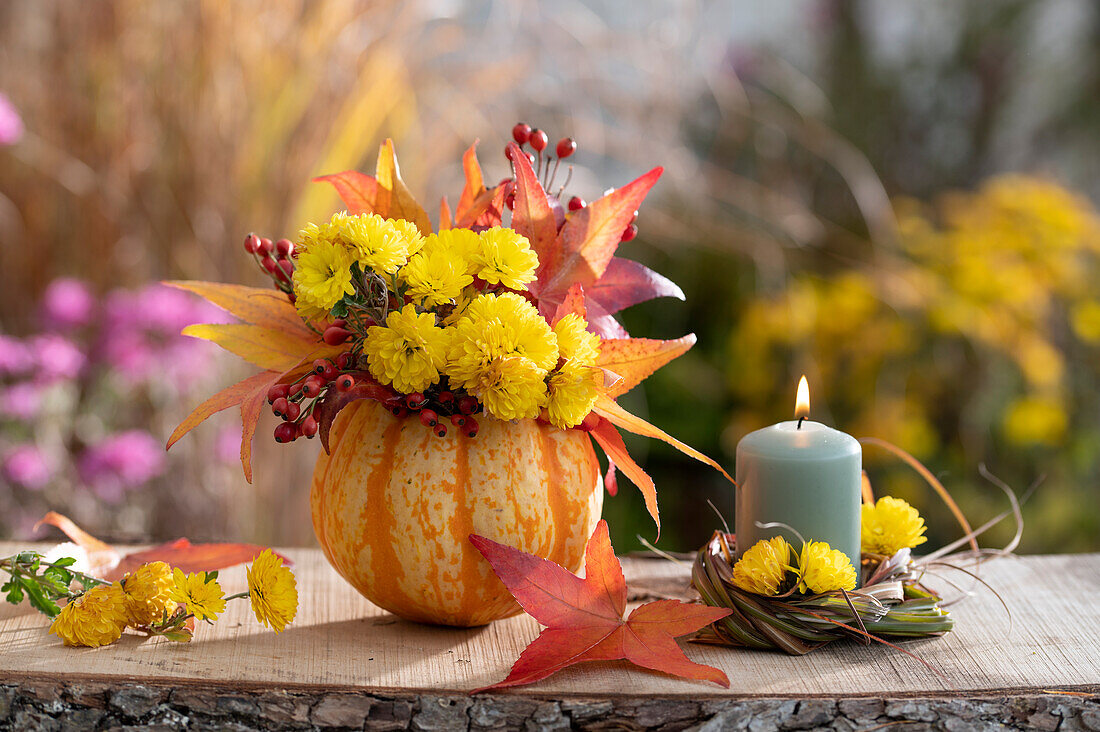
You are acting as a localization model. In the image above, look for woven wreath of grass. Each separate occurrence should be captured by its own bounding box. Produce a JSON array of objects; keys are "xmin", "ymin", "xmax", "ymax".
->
[{"xmin": 690, "ymin": 440, "xmax": 1026, "ymax": 659}]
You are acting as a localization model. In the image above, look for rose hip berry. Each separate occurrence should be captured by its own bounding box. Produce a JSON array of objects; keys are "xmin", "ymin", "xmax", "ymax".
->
[
  {"xmin": 274, "ymin": 423, "xmax": 297, "ymax": 443},
  {"xmin": 450, "ymin": 414, "xmax": 467, "ymax": 427},
  {"xmin": 457, "ymin": 395, "xmax": 479, "ymax": 415},
  {"xmin": 568, "ymin": 196, "xmax": 586, "ymax": 211},
  {"xmin": 529, "ymin": 128, "xmax": 548, "ymax": 152},
  {"xmin": 621, "ymin": 223, "xmax": 638, "ymax": 242},
  {"xmin": 555, "ymin": 137, "xmax": 577, "ymax": 158},
  {"xmin": 434, "ymin": 423, "xmax": 448, "ymax": 438},
  {"xmin": 512, "ymin": 122, "xmax": 532, "ymax": 144},
  {"xmin": 463, "ymin": 417, "xmax": 479, "ymax": 438},
  {"xmin": 302, "ymin": 376, "xmax": 325, "ymax": 398},
  {"xmin": 335, "ymin": 374, "xmax": 355, "ymax": 392},
  {"xmin": 267, "ymin": 383, "xmax": 289, "ymax": 404},
  {"xmin": 271, "ymin": 397, "xmax": 289, "ymax": 418},
  {"xmin": 336, "ymin": 352, "xmax": 353, "ymax": 370},
  {"xmin": 406, "ymin": 392, "xmax": 426, "ymax": 409},
  {"xmin": 284, "ymin": 401, "xmax": 301, "ymax": 421},
  {"xmin": 323, "ymin": 326, "xmax": 353, "ymax": 346},
  {"xmin": 244, "ymin": 233, "xmax": 261, "ymax": 254},
  {"xmin": 275, "ymin": 238, "xmax": 294, "ymax": 258},
  {"xmin": 419, "ymin": 409, "xmax": 439, "ymax": 428},
  {"xmin": 300, "ymin": 416, "xmax": 318, "ymax": 438}
]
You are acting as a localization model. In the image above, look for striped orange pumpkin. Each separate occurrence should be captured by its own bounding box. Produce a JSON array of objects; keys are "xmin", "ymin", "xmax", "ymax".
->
[{"xmin": 310, "ymin": 399, "xmax": 603, "ymax": 626}]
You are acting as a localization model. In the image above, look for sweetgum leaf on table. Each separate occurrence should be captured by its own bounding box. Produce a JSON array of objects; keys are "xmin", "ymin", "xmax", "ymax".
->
[
  {"xmin": 313, "ymin": 170, "xmax": 381, "ymax": 215},
  {"xmin": 469, "ymin": 520, "xmax": 730, "ymax": 691},
  {"xmin": 109, "ymin": 538, "xmax": 290, "ymax": 581}
]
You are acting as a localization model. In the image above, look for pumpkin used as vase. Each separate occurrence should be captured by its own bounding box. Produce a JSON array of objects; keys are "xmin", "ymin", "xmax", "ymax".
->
[{"xmin": 310, "ymin": 399, "xmax": 603, "ymax": 626}]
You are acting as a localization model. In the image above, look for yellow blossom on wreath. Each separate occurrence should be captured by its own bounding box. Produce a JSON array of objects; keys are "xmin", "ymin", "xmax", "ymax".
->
[
  {"xmin": 546, "ymin": 364, "xmax": 600, "ymax": 429},
  {"xmin": 49, "ymin": 583, "xmax": 129, "ymax": 647},
  {"xmin": 861, "ymin": 496, "xmax": 929, "ymax": 556},
  {"xmin": 292, "ymin": 236, "xmax": 355, "ymax": 320},
  {"xmin": 119, "ymin": 561, "xmax": 174, "ymax": 627},
  {"xmin": 169, "ymin": 568, "xmax": 226, "ymax": 623},
  {"xmin": 339, "ymin": 213, "xmax": 410, "ymax": 275},
  {"xmin": 363, "ymin": 304, "xmax": 450, "ymax": 393},
  {"xmin": 247, "ymin": 549, "xmax": 298, "ymax": 633},
  {"xmin": 553, "ymin": 313, "xmax": 601, "ymax": 366},
  {"xmin": 796, "ymin": 541, "xmax": 857, "ymax": 594},
  {"xmin": 458, "ymin": 293, "xmax": 558, "ymax": 371},
  {"xmin": 732, "ymin": 536, "xmax": 794, "ymax": 596},
  {"xmin": 473, "ymin": 227, "xmax": 539, "ymax": 290},
  {"xmin": 402, "ymin": 245, "xmax": 474, "ymax": 307}
]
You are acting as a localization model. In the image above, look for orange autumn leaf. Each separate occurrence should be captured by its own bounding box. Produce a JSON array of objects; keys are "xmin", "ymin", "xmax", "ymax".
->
[
  {"xmin": 181, "ymin": 323, "xmax": 323, "ymax": 371},
  {"xmin": 164, "ymin": 281, "xmax": 314, "ymax": 337},
  {"xmin": 239, "ymin": 370, "xmax": 282, "ymax": 483},
  {"xmin": 551, "ymin": 283, "xmax": 587, "ymax": 325},
  {"xmin": 597, "ymin": 334, "xmax": 697, "ymax": 399},
  {"xmin": 593, "ymin": 393, "xmax": 734, "ymax": 485},
  {"xmin": 590, "ymin": 419, "xmax": 660, "ymax": 533},
  {"xmin": 313, "ymin": 170, "xmax": 381, "ymax": 215},
  {"xmin": 508, "ymin": 142, "xmax": 559, "ymax": 273},
  {"xmin": 166, "ymin": 370, "xmax": 279, "ymax": 451},
  {"xmin": 374, "ymin": 138, "xmax": 432, "ymax": 234},
  {"xmin": 36, "ymin": 512, "xmax": 288, "ymax": 582},
  {"xmin": 469, "ymin": 520, "xmax": 730, "ymax": 691},
  {"xmin": 439, "ymin": 195, "xmax": 453, "ymax": 230}
]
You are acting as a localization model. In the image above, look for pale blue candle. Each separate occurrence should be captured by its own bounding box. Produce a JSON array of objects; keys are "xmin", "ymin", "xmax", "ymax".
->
[{"xmin": 734, "ymin": 377, "xmax": 862, "ymax": 582}]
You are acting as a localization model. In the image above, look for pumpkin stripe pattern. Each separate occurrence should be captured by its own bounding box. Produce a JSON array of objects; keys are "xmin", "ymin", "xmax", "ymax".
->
[{"xmin": 310, "ymin": 400, "xmax": 603, "ymax": 626}]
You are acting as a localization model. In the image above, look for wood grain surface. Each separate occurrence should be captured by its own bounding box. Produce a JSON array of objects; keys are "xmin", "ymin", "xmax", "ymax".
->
[{"xmin": 1, "ymin": 542, "xmax": 1097, "ymax": 698}]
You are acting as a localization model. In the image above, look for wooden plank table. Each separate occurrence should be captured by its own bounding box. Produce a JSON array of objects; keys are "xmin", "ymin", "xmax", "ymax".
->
[{"xmin": 1, "ymin": 541, "xmax": 1098, "ymax": 730}]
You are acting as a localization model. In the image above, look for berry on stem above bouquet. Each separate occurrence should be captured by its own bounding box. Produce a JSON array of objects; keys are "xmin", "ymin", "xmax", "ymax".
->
[{"xmin": 168, "ymin": 123, "xmax": 732, "ymax": 529}]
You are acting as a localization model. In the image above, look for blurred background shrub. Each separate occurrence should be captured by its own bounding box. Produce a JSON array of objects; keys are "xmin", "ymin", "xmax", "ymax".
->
[{"xmin": 1, "ymin": 0, "xmax": 1098, "ymax": 552}]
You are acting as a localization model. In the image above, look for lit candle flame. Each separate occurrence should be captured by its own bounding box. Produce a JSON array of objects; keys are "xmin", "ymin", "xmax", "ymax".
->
[{"xmin": 795, "ymin": 375, "xmax": 810, "ymax": 421}]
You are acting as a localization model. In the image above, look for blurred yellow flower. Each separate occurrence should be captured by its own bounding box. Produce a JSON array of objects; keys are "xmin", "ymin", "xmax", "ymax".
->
[
  {"xmin": 546, "ymin": 364, "xmax": 599, "ymax": 429},
  {"xmin": 169, "ymin": 568, "xmax": 226, "ymax": 622},
  {"xmin": 119, "ymin": 561, "xmax": 174, "ymax": 626},
  {"xmin": 363, "ymin": 304, "xmax": 449, "ymax": 393},
  {"xmin": 1071, "ymin": 301, "xmax": 1100, "ymax": 344},
  {"xmin": 861, "ymin": 496, "xmax": 928, "ymax": 556},
  {"xmin": 1003, "ymin": 396, "xmax": 1067, "ymax": 446},
  {"xmin": 49, "ymin": 584, "xmax": 128, "ymax": 647},
  {"xmin": 732, "ymin": 536, "xmax": 793, "ymax": 596},
  {"xmin": 796, "ymin": 541, "xmax": 856, "ymax": 594},
  {"xmin": 473, "ymin": 227, "xmax": 539, "ymax": 290},
  {"xmin": 247, "ymin": 549, "xmax": 298, "ymax": 633}
]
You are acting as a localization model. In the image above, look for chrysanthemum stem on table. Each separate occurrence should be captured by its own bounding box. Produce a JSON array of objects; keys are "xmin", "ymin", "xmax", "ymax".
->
[{"xmin": 0, "ymin": 551, "xmax": 108, "ymax": 617}]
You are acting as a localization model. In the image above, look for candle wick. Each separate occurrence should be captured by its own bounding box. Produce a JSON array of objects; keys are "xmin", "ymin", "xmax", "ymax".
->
[{"xmin": 797, "ymin": 416, "xmax": 804, "ymax": 429}]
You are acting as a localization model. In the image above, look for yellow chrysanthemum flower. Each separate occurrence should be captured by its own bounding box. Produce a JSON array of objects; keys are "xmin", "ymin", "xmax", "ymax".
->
[
  {"xmin": 732, "ymin": 536, "xmax": 794, "ymax": 596},
  {"xmin": 861, "ymin": 496, "xmax": 929, "ymax": 556},
  {"xmin": 434, "ymin": 228, "xmax": 482, "ymax": 274},
  {"xmin": 796, "ymin": 541, "xmax": 857, "ymax": 594},
  {"xmin": 471, "ymin": 354, "xmax": 549, "ymax": 420},
  {"xmin": 363, "ymin": 304, "xmax": 449, "ymax": 393},
  {"xmin": 168, "ymin": 568, "xmax": 226, "ymax": 622},
  {"xmin": 247, "ymin": 549, "xmax": 298, "ymax": 633},
  {"xmin": 459, "ymin": 293, "xmax": 558, "ymax": 371},
  {"xmin": 119, "ymin": 561, "xmax": 174, "ymax": 627},
  {"xmin": 402, "ymin": 246, "xmax": 474, "ymax": 307},
  {"xmin": 553, "ymin": 313, "xmax": 601, "ymax": 366},
  {"xmin": 49, "ymin": 583, "xmax": 129, "ymax": 647},
  {"xmin": 339, "ymin": 213, "xmax": 410, "ymax": 275},
  {"xmin": 389, "ymin": 218, "xmax": 426, "ymax": 256},
  {"xmin": 546, "ymin": 364, "xmax": 600, "ymax": 429},
  {"xmin": 473, "ymin": 227, "xmax": 539, "ymax": 290},
  {"xmin": 292, "ymin": 237, "xmax": 355, "ymax": 319}
]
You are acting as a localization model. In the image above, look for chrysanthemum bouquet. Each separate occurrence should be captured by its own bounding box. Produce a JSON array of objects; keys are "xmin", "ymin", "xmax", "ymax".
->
[{"xmin": 168, "ymin": 123, "xmax": 731, "ymax": 530}]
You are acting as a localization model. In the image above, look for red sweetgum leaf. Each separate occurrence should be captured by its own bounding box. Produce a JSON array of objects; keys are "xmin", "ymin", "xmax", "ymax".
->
[
  {"xmin": 507, "ymin": 142, "xmax": 559, "ymax": 271},
  {"xmin": 586, "ymin": 257, "xmax": 685, "ymax": 315},
  {"xmin": 597, "ymin": 334, "xmax": 697, "ymax": 399},
  {"xmin": 313, "ymin": 170, "xmax": 381, "ymax": 215},
  {"xmin": 374, "ymin": 139, "xmax": 432, "ymax": 234},
  {"xmin": 551, "ymin": 283, "xmax": 587, "ymax": 325},
  {"xmin": 469, "ymin": 520, "xmax": 730, "ymax": 691},
  {"xmin": 540, "ymin": 167, "xmax": 663, "ymax": 298},
  {"xmin": 589, "ymin": 420, "xmax": 660, "ymax": 533},
  {"xmin": 314, "ymin": 373, "xmax": 399, "ymax": 453}
]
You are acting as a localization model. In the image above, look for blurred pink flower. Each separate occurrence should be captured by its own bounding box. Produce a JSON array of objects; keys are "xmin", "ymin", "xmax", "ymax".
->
[
  {"xmin": 0, "ymin": 382, "xmax": 44, "ymax": 421},
  {"xmin": 30, "ymin": 334, "xmax": 86, "ymax": 382},
  {"xmin": 0, "ymin": 93, "xmax": 23, "ymax": 146},
  {"xmin": 41, "ymin": 278, "xmax": 95, "ymax": 330},
  {"xmin": 0, "ymin": 335, "xmax": 33, "ymax": 376},
  {"xmin": 215, "ymin": 421, "xmax": 243, "ymax": 463},
  {"xmin": 99, "ymin": 284, "xmax": 226, "ymax": 387},
  {"xmin": 78, "ymin": 430, "xmax": 166, "ymax": 502},
  {"xmin": 3, "ymin": 443, "xmax": 54, "ymax": 490}
]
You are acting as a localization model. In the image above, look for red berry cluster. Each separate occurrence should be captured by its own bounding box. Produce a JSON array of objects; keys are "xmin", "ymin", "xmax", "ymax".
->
[
  {"xmin": 505, "ymin": 122, "xmax": 638, "ymax": 244},
  {"xmin": 244, "ymin": 233, "xmax": 296, "ymax": 299},
  {"xmin": 393, "ymin": 385, "xmax": 481, "ymax": 439},
  {"xmin": 268, "ymin": 352, "xmax": 358, "ymax": 443}
]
